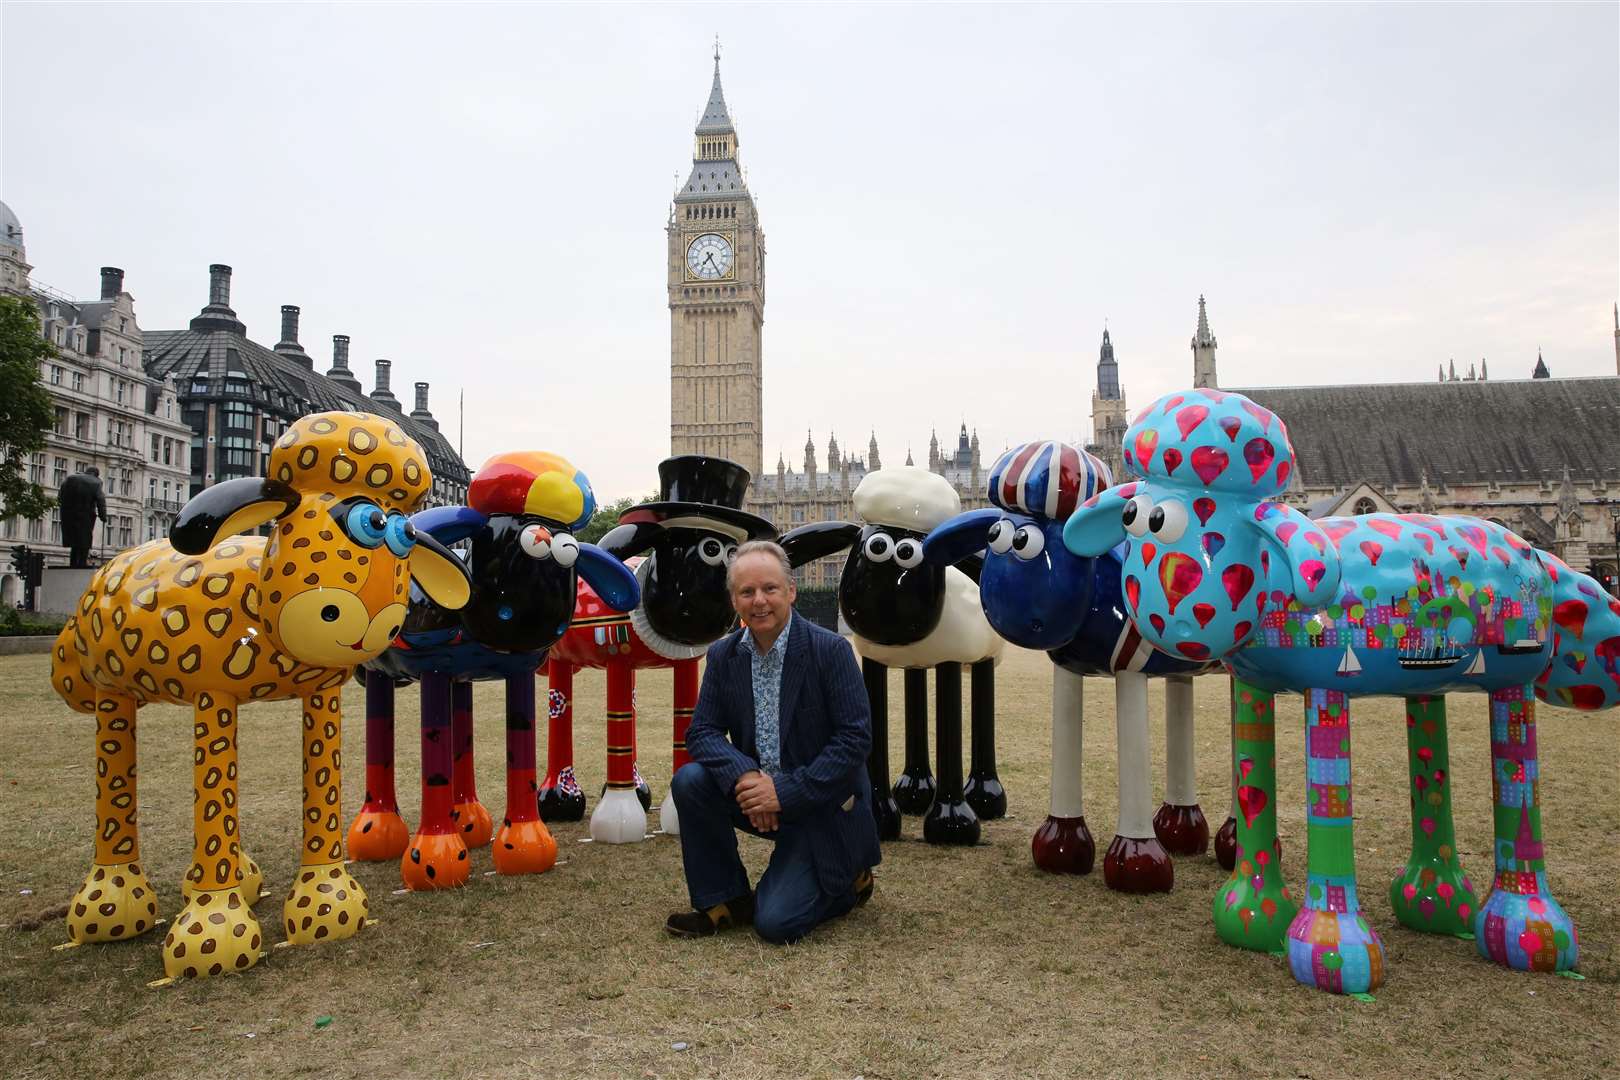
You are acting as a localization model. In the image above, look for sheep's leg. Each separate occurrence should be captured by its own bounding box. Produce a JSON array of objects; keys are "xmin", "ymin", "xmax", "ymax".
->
[
  {"xmin": 1476, "ymin": 686, "xmax": 1577, "ymax": 973},
  {"xmin": 963, "ymin": 658, "xmax": 1007, "ymax": 820},
  {"xmin": 1032, "ymin": 666, "xmax": 1094, "ymax": 874},
  {"xmin": 923, "ymin": 662, "xmax": 979, "ymax": 844},
  {"xmin": 1285, "ymin": 689, "xmax": 1384, "ymax": 995},
  {"xmin": 1153, "ymin": 674, "xmax": 1209, "ymax": 856},
  {"xmin": 863, "ymin": 657, "xmax": 902, "ymax": 841},
  {"xmin": 659, "ymin": 659, "xmax": 699, "ymax": 835},
  {"xmin": 348, "ymin": 674, "xmax": 409, "ymax": 861},
  {"xmin": 538, "ymin": 659, "xmax": 585, "ymax": 822},
  {"xmin": 591, "ymin": 661, "xmax": 648, "ymax": 843},
  {"xmin": 892, "ymin": 667, "xmax": 936, "ymax": 814},
  {"xmin": 66, "ymin": 694, "xmax": 160, "ymax": 945},
  {"xmin": 1390, "ymin": 694, "xmax": 1479, "ymax": 936},
  {"xmin": 630, "ymin": 693, "xmax": 653, "ymax": 813},
  {"xmin": 403, "ymin": 673, "xmax": 470, "ymax": 889},
  {"xmin": 1104, "ymin": 671, "xmax": 1172, "ymax": 892},
  {"xmin": 1213, "ymin": 679, "xmax": 1296, "ymax": 953},
  {"xmin": 450, "ymin": 680, "xmax": 493, "ymax": 848},
  {"xmin": 284, "ymin": 690, "xmax": 368, "ymax": 944},
  {"xmin": 493, "ymin": 672, "xmax": 557, "ymax": 874},
  {"xmin": 162, "ymin": 692, "xmax": 262, "ymax": 977},
  {"xmin": 1214, "ymin": 676, "xmax": 1239, "ymax": 871}
]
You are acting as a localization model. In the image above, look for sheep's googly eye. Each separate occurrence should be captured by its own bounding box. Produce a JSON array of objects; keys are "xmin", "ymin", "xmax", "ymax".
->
[
  {"xmin": 987, "ymin": 519, "xmax": 1015, "ymax": 555},
  {"xmin": 1011, "ymin": 525, "xmax": 1046, "ymax": 561},
  {"xmin": 863, "ymin": 534, "xmax": 893, "ymax": 563},
  {"xmin": 1149, "ymin": 500, "xmax": 1189, "ymax": 543},
  {"xmin": 893, "ymin": 539, "xmax": 923, "ymax": 569},
  {"xmin": 519, "ymin": 524, "xmax": 553, "ymax": 561},
  {"xmin": 698, "ymin": 537, "xmax": 727, "ymax": 566},
  {"xmin": 1122, "ymin": 494, "xmax": 1153, "ymax": 537},
  {"xmin": 724, "ymin": 544, "xmax": 738, "ymax": 564},
  {"xmin": 551, "ymin": 533, "xmax": 579, "ymax": 568}
]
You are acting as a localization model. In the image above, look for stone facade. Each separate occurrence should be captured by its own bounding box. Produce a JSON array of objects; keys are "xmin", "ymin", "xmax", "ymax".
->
[
  {"xmin": 0, "ymin": 201, "xmax": 193, "ymax": 608},
  {"xmin": 668, "ymin": 52, "xmax": 765, "ymax": 480}
]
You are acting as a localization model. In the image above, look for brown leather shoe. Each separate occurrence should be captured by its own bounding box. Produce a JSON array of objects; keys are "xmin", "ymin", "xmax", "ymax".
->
[
  {"xmin": 852, "ymin": 869, "xmax": 874, "ymax": 907},
  {"xmin": 664, "ymin": 891, "xmax": 755, "ymax": 938}
]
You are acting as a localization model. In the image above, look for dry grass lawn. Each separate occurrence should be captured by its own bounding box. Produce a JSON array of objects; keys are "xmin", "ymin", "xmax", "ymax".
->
[{"xmin": 1, "ymin": 646, "xmax": 1616, "ymax": 1079}]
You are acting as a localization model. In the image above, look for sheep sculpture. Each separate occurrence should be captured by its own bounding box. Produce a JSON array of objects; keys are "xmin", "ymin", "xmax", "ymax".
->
[
  {"xmin": 347, "ymin": 451, "xmax": 638, "ymax": 889},
  {"xmin": 781, "ymin": 466, "xmax": 1004, "ymax": 845},
  {"xmin": 924, "ymin": 440, "xmax": 1218, "ymax": 890},
  {"xmin": 50, "ymin": 411, "xmax": 473, "ymax": 979},
  {"xmin": 1062, "ymin": 387, "xmax": 1620, "ymax": 995}
]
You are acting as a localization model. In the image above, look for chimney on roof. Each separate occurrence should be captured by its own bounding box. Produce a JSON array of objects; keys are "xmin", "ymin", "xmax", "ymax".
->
[
  {"xmin": 209, "ymin": 264, "xmax": 232, "ymax": 307},
  {"xmin": 327, "ymin": 333, "xmax": 362, "ymax": 391},
  {"xmin": 370, "ymin": 359, "xmax": 401, "ymax": 410},
  {"xmin": 188, "ymin": 263, "xmax": 247, "ymax": 334},
  {"xmin": 100, "ymin": 267, "xmax": 124, "ymax": 300},
  {"xmin": 273, "ymin": 305, "xmax": 315, "ymax": 369},
  {"xmin": 411, "ymin": 382, "xmax": 439, "ymax": 429}
]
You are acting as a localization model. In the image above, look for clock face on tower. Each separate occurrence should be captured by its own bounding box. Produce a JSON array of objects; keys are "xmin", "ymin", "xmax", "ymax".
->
[{"xmin": 686, "ymin": 233, "xmax": 734, "ymax": 280}]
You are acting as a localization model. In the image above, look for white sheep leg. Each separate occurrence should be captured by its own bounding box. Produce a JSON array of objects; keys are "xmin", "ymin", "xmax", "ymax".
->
[
  {"xmin": 1031, "ymin": 665, "xmax": 1094, "ymax": 874},
  {"xmin": 1104, "ymin": 671, "xmax": 1173, "ymax": 893},
  {"xmin": 1153, "ymin": 675, "xmax": 1210, "ymax": 856}
]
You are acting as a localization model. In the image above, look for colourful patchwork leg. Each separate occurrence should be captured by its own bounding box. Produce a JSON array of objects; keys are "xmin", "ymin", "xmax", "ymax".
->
[
  {"xmin": 1390, "ymin": 695, "xmax": 1479, "ymax": 935},
  {"xmin": 450, "ymin": 680, "xmax": 493, "ymax": 848},
  {"xmin": 659, "ymin": 659, "xmax": 699, "ymax": 834},
  {"xmin": 1032, "ymin": 667, "xmax": 1094, "ymax": 874},
  {"xmin": 493, "ymin": 673, "xmax": 557, "ymax": 874},
  {"xmin": 1213, "ymin": 680, "xmax": 1296, "ymax": 952},
  {"xmin": 590, "ymin": 662, "xmax": 647, "ymax": 843},
  {"xmin": 1154, "ymin": 675, "xmax": 1210, "ymax": 856},
  {"xmin": 1475, "ymin": 687, "xmax": 1578, "ymax": 973},
  {"xmin": 1286, "ymin": 689, "xmax": 1384, "ymax": 995},
  {"xmin": 538, "ymin": 660, "xmax": 585, "ymax": 822},
  {"xmin": 285, "ymin": 690, "xmax": 368, "ymax": 942},
  {"xmin": 349, "ymin": 674, "xmax": 409, "ymax": 860},
  {"xmin": 67, "ymin": 694, "xmax": 160, "ymax": 944},
  {"xmin": 404, "ymin": 674, "xmax": 471, "ymax": 888},
  {"xmin": 163, "ymin": 693, "xmax": 262, "ymax": 978}
]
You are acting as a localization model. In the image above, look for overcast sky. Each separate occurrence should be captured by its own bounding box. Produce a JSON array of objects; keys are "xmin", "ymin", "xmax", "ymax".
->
[{"xmin": 3, "ymin": 3, "xmax": 1616, "ymax": 502}]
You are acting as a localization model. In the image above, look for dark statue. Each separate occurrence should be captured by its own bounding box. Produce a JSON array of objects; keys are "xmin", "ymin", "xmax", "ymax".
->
[{"xmin": 57, "ymin": 467, "xmax": 106, "ymax": 569}]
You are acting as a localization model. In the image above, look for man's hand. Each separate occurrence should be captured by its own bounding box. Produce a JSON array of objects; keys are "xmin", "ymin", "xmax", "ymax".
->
[
  {"xmin": 735, "ymin": 770, "xmax": 781, "ymax": 818},
  {"xmin": 745, "ymin": 809, "xmax": 780, "ymax": 833}
]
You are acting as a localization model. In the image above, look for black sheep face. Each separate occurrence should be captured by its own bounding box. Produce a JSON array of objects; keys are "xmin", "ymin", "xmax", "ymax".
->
[
  {"xmin": 454, "ymin": 513, "xmax": 582, "ymax": 653},
  {"xmin": 640, "ymin": 528, "xmax": 739, "ymax": 646},
  {"xmin": 839, "ymin": 524, "xmax": 945, "ymax": 647}
]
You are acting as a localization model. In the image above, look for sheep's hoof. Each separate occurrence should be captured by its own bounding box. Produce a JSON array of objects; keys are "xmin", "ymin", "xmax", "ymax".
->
[
  {"xmin": 922, "ymin": 796, "xmax": 979, "ymax": 846},
  {"xmin": 538, "ymin": 767, "xmax": 586, "ymax": 822},
  {"xmin": 1474, "ymin": 883, "xmax": 1578, "ymax": 973},
  {"xmin": 1153, "ymin": 802, "xmax": 1210, "ymax": 856},
  {"xmin": 964, "ymin": 772, "xmax": 1007, "ymax": 820},
  {"xmin": 1032, "ymin": 815, "xmax": 1094, "ymax": 875},
  {"xmin": 1286, "ymin": 908, "xmax": 1385, "ymax": 994},
  {"xmin": 872, "ymin": 793, "xmax": 902, "ymax": 842},
  {"xmin": 589, "ymin": 787, "xmax": 648, "ymax": 844},
  {"xmin": 1214, "ymin": 815, "xmax": 1238, "ymax": 871},
  {"xmin": 892, "ymin": 769, "xmax": 935, "ymax": 816},
  {"xmin": 1103, "ymin": 834, "xmax": 1173, "ymax": 893}
]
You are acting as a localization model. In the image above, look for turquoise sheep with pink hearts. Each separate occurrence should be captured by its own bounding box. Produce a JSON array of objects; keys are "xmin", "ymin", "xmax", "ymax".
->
[{"xmin": 1062, "ymin": 387, "xmax": 1620, "ymax": 996}]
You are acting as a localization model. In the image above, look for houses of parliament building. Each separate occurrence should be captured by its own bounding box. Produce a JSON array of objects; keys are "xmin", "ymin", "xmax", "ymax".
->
[{"xmin": 665, "ymin": 55, "xmax": 1620, "ymax": 592}]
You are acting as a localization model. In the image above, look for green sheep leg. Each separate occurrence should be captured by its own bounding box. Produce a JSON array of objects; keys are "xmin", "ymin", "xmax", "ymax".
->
[
  {"xmin": 1212, "ymin": 679, "xmax": 1297, "ymax": 953},
  {"xmin": 1389, "ymin": 694, "xmax": 1479, "ymax": 936}
]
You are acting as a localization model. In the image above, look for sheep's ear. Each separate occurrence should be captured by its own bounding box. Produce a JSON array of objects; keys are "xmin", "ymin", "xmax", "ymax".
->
[
  {"xmin": 1061, "ymin": 487, "xmax": 1129, "ymax": 557},
  {"xmin": 598, "ymin": 521, "xmax": 663, "ymax": 559},
  {"xmin": 408, "ymin": 532, "xmax": 474, "ymax": 610},
  {"xmin": 780, "ymin": 522, "xmax": 859, "ymax": 568},
  {"xmin": 1247, "ymin": 501, "xmax": 1341, "ymax": 607},
  {"xmin": 171, "ymin": 477, "xmax": 301, "ymax": 555},
  {"xmin": 575, "ymin": 544, "xmax": 640, "ymax": 612},
  {"xmin": 923, "ymin": 508, "xmax": 1001, "ymax": 568},
  {"xmin": 409, "ymin": 505, "xmax": 487, "ymax": 545}
]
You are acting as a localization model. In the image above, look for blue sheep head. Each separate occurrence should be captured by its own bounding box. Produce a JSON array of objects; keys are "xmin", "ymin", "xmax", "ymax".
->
[
  {"xmin": 1061, "ymin": 390, "xmax": 1342, "ymax": 661},
  {"xmin": 925, "ymin": 441, "xmax": 1111, "ymax": 651},
  {"xmin": 1536, "ymin": 560, "xmax": 1620, "ymax": 711}
]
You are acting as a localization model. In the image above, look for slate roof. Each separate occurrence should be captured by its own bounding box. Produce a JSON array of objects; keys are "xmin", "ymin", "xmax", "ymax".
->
[
  {"xmin": 679, "ymin": 160, "xmax": 745, "ymax": 200},
  {"xmin": 1231, "ymin": 377, "xmax": 1620, "ymax": 491},
  {"xmin": 695, "ymin": 62, "xmax": 735, "ymax": 135},
  {"xmin": 144, "ymin": 316, "xmax": 467, "ymax": 489}
]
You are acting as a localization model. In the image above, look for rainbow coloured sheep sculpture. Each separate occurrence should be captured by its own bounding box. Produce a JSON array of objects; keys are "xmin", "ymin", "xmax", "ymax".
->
[{"xmin": 1062, "ymin": 388, "xmax": 1620, "ymax": 996}]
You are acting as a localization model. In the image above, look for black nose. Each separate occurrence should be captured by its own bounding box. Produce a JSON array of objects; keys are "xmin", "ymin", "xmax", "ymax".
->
[{"xmin": 321, "ymin": 605, "xmax": 340, "ymax": 622}]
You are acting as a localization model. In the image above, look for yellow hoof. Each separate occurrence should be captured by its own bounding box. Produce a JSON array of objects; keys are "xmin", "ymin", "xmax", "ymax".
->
[
  {"xmin": 67, "ymin": 862, "xmax": 161, "ymax": 943},
  {"xmin": 182, "ymin": 851, "xmax": 265, "ymax": 906},
  {"xmin": 162, "ymin": 890, "xmax": 263, "ymax": 978},
  {"xmin": 282, "ymin": 862, "xmax": 369, "ymax": 945}
]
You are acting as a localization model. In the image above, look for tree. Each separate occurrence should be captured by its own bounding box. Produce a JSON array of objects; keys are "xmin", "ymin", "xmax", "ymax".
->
[
  {"xmin": 577, "ymin": 495, "xmax": 643, "ymax": 545},
  {"xmin": 0, "ymin": 294, "xmax": 56, "ymax": 522}
]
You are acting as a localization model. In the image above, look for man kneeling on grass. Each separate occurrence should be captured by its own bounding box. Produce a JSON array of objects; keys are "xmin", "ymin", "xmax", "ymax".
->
[{"xmin": 665, "ymin": 540, "xmax": 881, "ymax": 943}]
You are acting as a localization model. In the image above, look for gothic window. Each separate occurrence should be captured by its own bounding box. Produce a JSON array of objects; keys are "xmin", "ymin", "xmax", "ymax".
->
[{"xmin": 1353, "ymin": 497, "xmax": 1376, "ymax": 516}]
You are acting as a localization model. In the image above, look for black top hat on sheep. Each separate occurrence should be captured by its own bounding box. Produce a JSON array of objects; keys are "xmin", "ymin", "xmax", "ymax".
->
[{"xmin": 600, "ymin": 456, "xmax": 778, "ymax": 652}]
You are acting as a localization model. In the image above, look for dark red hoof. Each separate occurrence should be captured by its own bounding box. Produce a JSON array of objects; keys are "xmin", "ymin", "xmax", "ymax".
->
[
  {"xmin": 1214, "ymin": 815, "xmax": 1238, "ymax": 871},
  {"xmin": 1153, "ymin": 802, "xmax": 1210, "ymax": 856},
  {"xmin": 1031, "ymin": 815, "xmax": 1094, "ymax": 875},
  {"xmin": 1102, "ymin": 834, "xmax": 1173, "ymax": 893}
]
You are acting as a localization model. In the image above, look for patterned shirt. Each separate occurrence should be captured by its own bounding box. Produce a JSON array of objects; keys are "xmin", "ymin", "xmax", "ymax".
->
[{"xmin": 743, "ymin": 613, "xmax": 793, "ymax": 774}]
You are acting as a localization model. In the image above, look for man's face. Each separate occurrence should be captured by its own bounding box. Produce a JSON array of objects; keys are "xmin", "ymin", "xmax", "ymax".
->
[{"xmin": 730, "ymin": 551, "xmax": 796, "ymax": 643}]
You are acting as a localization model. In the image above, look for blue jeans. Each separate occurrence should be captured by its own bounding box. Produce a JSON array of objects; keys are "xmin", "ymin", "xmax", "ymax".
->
[{"xmin": 670, "ymin": 762, "xmax": 857, "ymax": 944}]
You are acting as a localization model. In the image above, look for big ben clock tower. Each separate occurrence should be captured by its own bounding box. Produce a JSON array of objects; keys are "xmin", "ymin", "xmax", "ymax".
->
[{"xmin": 668, "ymin": 45, "xmax": 765, "ymax": 480}]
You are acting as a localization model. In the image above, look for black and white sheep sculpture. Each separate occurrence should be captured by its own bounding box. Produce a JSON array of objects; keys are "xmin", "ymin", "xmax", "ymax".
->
[{"xmin": 781, "ymin": 466, "xmax": 1004, "ymax": 845}]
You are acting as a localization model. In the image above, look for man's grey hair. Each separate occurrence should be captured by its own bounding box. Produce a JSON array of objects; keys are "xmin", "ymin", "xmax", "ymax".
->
[{"xmin": 726, "ymin": 539, "xmax": 793, "ymax": 589}]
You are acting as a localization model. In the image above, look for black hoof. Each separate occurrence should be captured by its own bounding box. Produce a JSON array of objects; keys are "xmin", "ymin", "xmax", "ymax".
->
[
  {"xmin": 892, "ymin": 770, "xmax": 936, "ymax": 816},
  {"xmin": 963, "ymin": 773, "xmax": 1007, "ymax": 820},
  {"xmin": 922, "ymin": 798, "xmax": 980, "ymax": 845},
  {"xmin": 538, "ymin": 787, "xmax": 586, "ymax": 823},
  {"xmin": 872, "ymin": 795, "xmax": 903, "ymax": 842}
]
